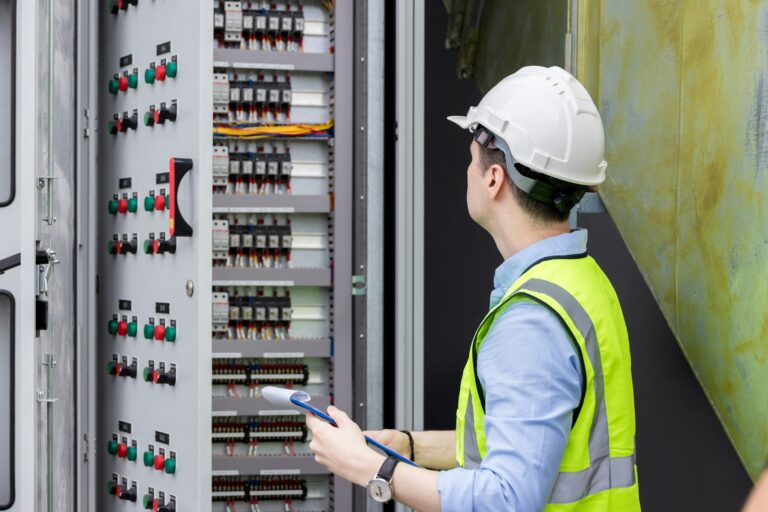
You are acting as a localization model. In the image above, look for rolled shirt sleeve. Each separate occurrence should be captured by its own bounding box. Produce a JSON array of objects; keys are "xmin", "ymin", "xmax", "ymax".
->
[{"xmin": 437, "ymin": 301, "xmax": 584, "ymax": 511}]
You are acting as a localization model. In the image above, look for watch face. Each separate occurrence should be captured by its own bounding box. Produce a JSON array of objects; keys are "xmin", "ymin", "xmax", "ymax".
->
[{"xmin": 367, "ymin": 478, "xmax": 393, "ymax": 503}]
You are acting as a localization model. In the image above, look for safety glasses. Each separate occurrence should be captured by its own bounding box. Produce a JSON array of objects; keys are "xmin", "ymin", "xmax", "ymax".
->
[{"xmin": 473, "ymin": 125, "xmax": 498, "ymax": 149}]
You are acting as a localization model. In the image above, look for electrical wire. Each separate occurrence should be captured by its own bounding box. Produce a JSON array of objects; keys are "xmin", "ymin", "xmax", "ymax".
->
[{"xmin": 213, "ymin": 120, "xmax": 334, "ymax": 140}]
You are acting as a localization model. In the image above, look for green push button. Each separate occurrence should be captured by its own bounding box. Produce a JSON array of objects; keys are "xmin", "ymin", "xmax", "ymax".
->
[
  {"xmin": 107, "ymin": 240, "xmax": 118, "ymax": 255},
  {"xmin": 128, "ymin": 73, "xmax": 139, "ymax": 89},
  {"xmin": 143, "ymin": 240, "xmax": 153, "ymax": 255},
  {"xmin": 164, "ymin": 457, "xmax": 176, "ymax": 474},
  {"xmin": 127, "ymin": 445, "xmax": 137, "ymax": 461},
  {"xmin": 143, "ymin": 495, "xmax": 153, "ymax": 509},
  {"xmin": 107, "ymin": 361, "xmax": 116, "ymax": 374},
  {"xmin": 127, "ymin": 197, "xmax": 138, "ymax": 213},
  {"xmin": 108, "ymin": 199, "xmax": 118, "ymax": 215},
  {"xmin": 143, "ymin": 323, "xmax": 154, "ymax": 339},
  {"xmin": 143, "ymin": 450, "xmax": 154, "ymax": 467},
  {"xmin": 108, "ymin": 0, "xmax": 118, "ymax": 14},
  {"xmin": 143, "ymin": 195, "xmax": 155, "ymax": 211},
  {"xmin": 144, "ymin": 111, "xmax": 154, "ymax": 127},
  {"xmin": 108, "ymin": 319, "xmax": 118, "ymax": 335},
  {"xmin": 108, "ymin": 79, "xmax": 119, "ymax": 95},
  {"xmin": 107, "ymin": 480, "xmax": 116, "ymax": 494},
  {"xmin": 143, "ymin": 367, "xmax": 152, "ymax": 382},
  {"xmin": 166, "ymin": 61, "xmax": 178, "ymax": 78},
  {"xmin": 127, "ymin": 322, "xmax": 137, "ymax": 337},
  {"xmin": 107, "ymin": 439, "xmax": 118, "ymax": 455},
  {"xmin": 164, "ymin": 325, "xmax": 176, "ymax": 342},
  {"xmin": 144, "ymin": 67, "xmax": 156, "ymax": 84}
]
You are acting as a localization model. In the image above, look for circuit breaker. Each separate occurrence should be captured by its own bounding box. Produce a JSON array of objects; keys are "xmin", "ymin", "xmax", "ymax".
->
[{"xmin": 97, "ymin": 1, "xmax": 353, "ymax": 511}]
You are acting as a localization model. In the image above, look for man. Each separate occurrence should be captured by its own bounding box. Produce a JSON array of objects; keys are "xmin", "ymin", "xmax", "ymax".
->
[{"xmin": 306, "ymin": 66, "xmax": 640, "ymax": 511}]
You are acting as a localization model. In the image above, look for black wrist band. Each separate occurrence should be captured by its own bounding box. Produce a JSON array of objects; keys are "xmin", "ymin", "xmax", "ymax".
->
[{"xmin": 399, "ymin": 430, "xmax": 415, "ymax": 462}]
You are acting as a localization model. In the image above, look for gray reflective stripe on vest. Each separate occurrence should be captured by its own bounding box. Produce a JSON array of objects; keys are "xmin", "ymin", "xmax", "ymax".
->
[
  {"xmin": 517, "ymin": 279, "xmax": 635, "ymax": 503},
  {"xmin": 464, "ymin": 399, "xmax": 482, "ymax": 469},
  {"xmin": 462, "ymin": 277, "xmax": 636, "ymax": 503}
]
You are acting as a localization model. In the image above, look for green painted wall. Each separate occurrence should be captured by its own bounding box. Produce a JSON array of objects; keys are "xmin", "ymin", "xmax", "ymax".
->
[{"xmin": 450, "ymin": 0, "xmax": 768, "ymax": 480}]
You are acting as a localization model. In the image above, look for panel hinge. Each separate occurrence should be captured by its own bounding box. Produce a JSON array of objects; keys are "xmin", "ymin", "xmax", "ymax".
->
[
  {"xmin": 83, "ymin": 108, "xmax": 92, "ymax": 138},
  {"xmin": 82, "ymin": 433, "xmax": 90, "ymax": 462},
  {"xmin": 352, "ymin": 275, "xmax": 367, "ymax": 296}
]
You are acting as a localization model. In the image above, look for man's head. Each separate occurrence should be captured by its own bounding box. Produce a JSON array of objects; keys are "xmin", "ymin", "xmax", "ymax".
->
[
  {"xmin": 465, "ymin": 130, "xmax": 588, "ymax": 231},
  {"xmin": 449, "ymin": 66, "xmax": 606, "ymax": 241}
]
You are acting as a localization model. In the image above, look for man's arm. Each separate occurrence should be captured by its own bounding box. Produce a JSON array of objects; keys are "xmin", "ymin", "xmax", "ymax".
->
[
  {"xmin": 306, "ymin": 409, "xmax": 443, "ymax": 512},
  {"xmin": 364, "ymin": 429, "xmax": 458, "ymax": 470}
]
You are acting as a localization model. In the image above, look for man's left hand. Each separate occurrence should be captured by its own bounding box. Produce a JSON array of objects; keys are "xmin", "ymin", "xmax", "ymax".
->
[{"xmin": 306, "ymin": 406, "xmax": 385, "ymax": 487}]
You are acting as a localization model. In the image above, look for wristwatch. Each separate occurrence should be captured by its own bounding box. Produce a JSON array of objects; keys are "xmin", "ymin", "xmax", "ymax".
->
[{"xmin": 366, "ymin": 456, "xmax": 400, "ymax": 503}]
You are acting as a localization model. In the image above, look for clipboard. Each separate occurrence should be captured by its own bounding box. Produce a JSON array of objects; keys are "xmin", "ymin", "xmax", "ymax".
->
[{"xmin": 262, "ymin": 386, "xmax": 419, "ymax": 467}]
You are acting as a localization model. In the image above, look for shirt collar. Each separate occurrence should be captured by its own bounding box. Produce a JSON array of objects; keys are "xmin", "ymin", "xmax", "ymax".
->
[{"xmin": 490, "ymin": 229, "xmax": 589, "ymax": 308}]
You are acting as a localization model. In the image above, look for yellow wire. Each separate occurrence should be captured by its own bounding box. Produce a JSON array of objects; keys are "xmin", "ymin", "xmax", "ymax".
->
[{"xmin": 213, "ymin": 120, "xmax": 334, "ymax": 138}]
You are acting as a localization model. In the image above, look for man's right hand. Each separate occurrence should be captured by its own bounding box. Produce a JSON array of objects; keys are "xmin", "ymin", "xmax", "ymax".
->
[{"xmin": 363, "ymin": 429, "xmax": 411, "ymax": 458}]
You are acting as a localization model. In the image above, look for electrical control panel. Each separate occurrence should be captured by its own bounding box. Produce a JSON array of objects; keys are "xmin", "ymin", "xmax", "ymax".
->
[
  {"xmin": 97, "ymin": 1, "xmax": 212, "ymax": 510},
  {"xmin": 97, "ymin": 1, "xmax": 353, "ymax": 511}
]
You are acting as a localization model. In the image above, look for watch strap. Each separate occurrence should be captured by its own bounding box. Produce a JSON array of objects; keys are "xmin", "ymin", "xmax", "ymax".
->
[{"xmin": 376, "ymin": 456, "xmax": 400, "ymax": 482}]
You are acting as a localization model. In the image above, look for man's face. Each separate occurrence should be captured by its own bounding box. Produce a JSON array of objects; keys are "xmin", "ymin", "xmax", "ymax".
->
[{"xmin": 466, "ymin": 140, "xmax": 489, "ymax": 227}]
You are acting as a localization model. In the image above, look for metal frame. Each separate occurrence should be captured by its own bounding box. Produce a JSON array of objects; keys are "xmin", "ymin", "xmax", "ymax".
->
[
  {"xmin": 0, "ymin": 1, "xmax": 38, "ymax": 510},
  {"xmin": 75, "ymin": 0, "xmax": 98, "ymax": 510},
  {"xmin": 333, "ymin": 1, "xmax": 355, "ymax": 509},
  {"xmin": 394, "ymin": 0, "xmax": 425, "ymax": 440}
]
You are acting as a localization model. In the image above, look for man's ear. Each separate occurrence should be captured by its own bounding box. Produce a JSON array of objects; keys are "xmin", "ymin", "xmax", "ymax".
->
[{"xmin": 486, "ymin": 163, "xmax": 507, "ymax": 199}]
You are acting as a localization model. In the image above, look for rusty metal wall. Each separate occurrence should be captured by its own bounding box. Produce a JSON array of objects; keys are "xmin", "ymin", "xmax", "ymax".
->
[
  {"xmin": 446, "ymin": 0, "xmax": 768, "ymax": 481},
  {"xmin": 592, "ymin": 0, "xmax": 768, "ymax": 480}
]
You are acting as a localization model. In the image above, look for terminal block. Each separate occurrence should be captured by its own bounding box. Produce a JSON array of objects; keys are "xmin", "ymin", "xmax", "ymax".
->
[
  {"xmin": 212, "ymin": 213, "xmax": 292, "ymax": 268},
  {"xmin": 212, "ymin": 359, "xmax": 309, "ymax": 388},
  {"xmin": 212, "ymin": 144, "xmax": 292, "ymax": 195},
  {"xmin": 212, "ymin": 415, "xmax": 308, "ymax": 445},
  {"xmin": 211, "ymin": 287, "xmax": 292, "ymax": 340},
  {"xmin": 212, "ymin": 475, "xmax": 308, "ymax": 503},
  {"xmin": 213, "ymin": 72, "xmax": 293, "ymax": 124},
  {"xmin": 214, "ymin": 1, "xmax": 306, "ymax": 52}
]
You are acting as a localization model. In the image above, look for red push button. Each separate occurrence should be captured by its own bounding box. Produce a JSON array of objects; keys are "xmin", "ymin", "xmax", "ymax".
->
[
  {"xmin": 155, "ymin": 64, "xmax": 167, "ymax": 81},
  {"xmin": 154, "ymin": 194, "xmax": 166, "ymax": 211},
  {"xmin": 152, "ymin": 369, "xmax": 160, "ymax": 383},
  {"xmin": 117, "ymin": 198, "xmax": 128, "ymax": 214},
  {"xmin": 118, "ymin": 76, "xmax": 129, "ymax": 92},
  {"xmin": 117, "ymin": 320, "xmax": 128, "ymax": 336},
  {"xmin": 153, "ymin": 324, "xmax": 165, "ymax": 341},
  {"xmin": 117, "ymin": 443, "xmax": 128, "ymax": 458},
  {"xmin": 153, "ymin": 454, "xmax": 165, "ymax": 470}
]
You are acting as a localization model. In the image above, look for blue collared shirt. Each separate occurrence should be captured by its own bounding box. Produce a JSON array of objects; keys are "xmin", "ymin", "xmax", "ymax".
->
[{"xmin": 437, "ymin": 230, "xmax": 587, "ymax": 511}]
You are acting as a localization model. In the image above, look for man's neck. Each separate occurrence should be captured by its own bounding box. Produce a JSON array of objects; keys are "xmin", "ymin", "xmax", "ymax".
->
[{"xmin": 491, "ymin": 220, "xmax": 570, "ymax": 260}]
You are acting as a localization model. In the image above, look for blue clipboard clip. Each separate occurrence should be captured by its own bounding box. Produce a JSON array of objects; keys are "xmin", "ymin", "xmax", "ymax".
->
[{"xmin": 291, "ymin": 396, "xmax": 420, "ymax": 468}]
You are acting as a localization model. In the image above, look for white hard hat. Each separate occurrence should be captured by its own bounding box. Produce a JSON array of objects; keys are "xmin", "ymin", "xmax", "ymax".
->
[{"xmin": 448, "ymin": 65, "xmax": 607, "ymax": 189}]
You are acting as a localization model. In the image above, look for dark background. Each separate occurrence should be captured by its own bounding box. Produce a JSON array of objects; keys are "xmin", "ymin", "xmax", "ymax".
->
[{"xmin": 420, "ymin": 0, "xmax": 753, "ymax": 509}]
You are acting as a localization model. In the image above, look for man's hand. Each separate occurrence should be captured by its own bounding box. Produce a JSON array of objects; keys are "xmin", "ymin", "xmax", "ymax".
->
[
  {"xmin": 306, "ymin": 406, "xmax": 385, "ymax": 487},
  {"xmin": 363, "ymin": 429, "xmax": 410, "ymax": 457}
]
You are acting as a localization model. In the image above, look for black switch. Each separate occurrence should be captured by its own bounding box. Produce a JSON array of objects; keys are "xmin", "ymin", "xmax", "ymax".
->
[
  {"xmin": 119, "ymin": 239, "xmax": 137, "ymax": 255},
  {"xmin": 156, "ymin": 367, "xmax": 176, "ymax": 386},
  {"xmin": 119, "ymin": 360, "xmax": 137, "ymax": 379},
  {"xmin": 157, "ymin": 105, "xmax": 177, "ymax": 124},
  {"xmin": 156, "ymin": 238, "xmax": 177, "ymax": 255},
  {"xmin": 119, "ymin": 486, "xmax": 137, "ymax": 502},
  {"xmin": 120, "ymin": 112, "xmax": 138, "ymax": 132}
]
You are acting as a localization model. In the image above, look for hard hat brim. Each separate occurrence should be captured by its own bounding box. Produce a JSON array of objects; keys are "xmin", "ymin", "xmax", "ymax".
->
[{"xmin": 446, "ymin": 115, "xmax": 472, "ymax": 129}]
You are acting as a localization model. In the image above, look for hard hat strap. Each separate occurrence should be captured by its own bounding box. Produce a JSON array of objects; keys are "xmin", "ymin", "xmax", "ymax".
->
[
  {"xmin": 475, "ymin": 127, "xmax": 538, "ymax": 194},
  {"xmin": 476, "ymin": 126, "xmax": 585, "ymax": 213}
]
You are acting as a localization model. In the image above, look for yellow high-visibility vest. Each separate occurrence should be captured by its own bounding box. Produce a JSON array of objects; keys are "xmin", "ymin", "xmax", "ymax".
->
[{"xmin": 455, "ymin": 255, "xmax": 641, "ymax": 510}]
